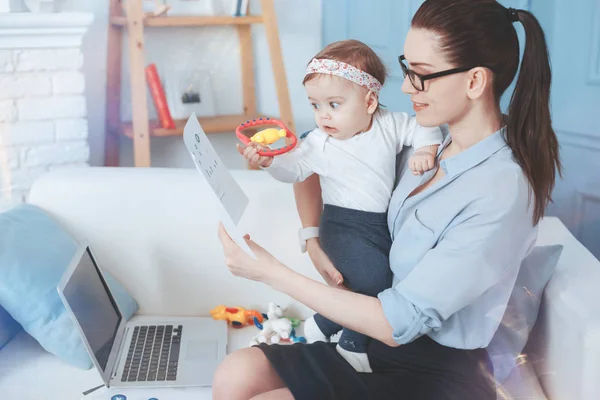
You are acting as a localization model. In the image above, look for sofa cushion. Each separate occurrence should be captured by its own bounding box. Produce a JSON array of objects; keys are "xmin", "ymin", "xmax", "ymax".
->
[
  {"xmin": 488, "ymin": 244, "xmax": 563, "ymax": 383},
  {"xmin": 0, "ymin": 306, "xmax": 21, "ymax": 350},
  {"xmin": 0, "ymin": 204, "xmax": 139, "ymax": 369}
]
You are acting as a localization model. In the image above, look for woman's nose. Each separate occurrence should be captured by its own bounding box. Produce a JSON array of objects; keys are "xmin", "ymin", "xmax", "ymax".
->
[{"xmin": 401, "ymin": 75, "xmax": 417, "ymax": 95}]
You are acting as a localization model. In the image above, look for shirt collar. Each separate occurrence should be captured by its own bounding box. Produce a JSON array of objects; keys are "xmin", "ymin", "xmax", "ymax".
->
[{"xmin": 439, "ymin": 126, "xmax": 508, "ymax": 178}]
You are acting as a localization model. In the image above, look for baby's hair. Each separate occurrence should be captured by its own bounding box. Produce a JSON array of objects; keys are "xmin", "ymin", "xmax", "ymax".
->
[{"xmin": 303, "ymin": 39, "xmax": 388, "ymax": 88}]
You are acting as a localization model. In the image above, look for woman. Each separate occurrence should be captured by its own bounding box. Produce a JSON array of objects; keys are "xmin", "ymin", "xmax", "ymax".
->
[{"xmin": 214, "ymin": 1, "xmax": 561, "ymax": 399}]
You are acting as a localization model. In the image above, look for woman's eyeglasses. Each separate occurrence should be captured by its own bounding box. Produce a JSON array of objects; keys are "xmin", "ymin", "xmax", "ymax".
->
[{"xmin": 398, "ymin": 55, "xmax": 490, "ymax": 91}]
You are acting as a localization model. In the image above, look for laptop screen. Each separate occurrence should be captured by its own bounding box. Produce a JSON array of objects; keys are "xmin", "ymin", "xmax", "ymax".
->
[{"xmin": 62, "ymin": 247, "xmax": 122, "ymax": 372}]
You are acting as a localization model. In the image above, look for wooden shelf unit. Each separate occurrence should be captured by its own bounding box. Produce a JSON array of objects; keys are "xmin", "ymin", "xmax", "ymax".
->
[
  {"xmin": 104, "ymin": 0, "xmax": 295, "ymax": 167},
  {"xmin": 110, "ymin": 15, "xmax": 264, "ymax": 27},
  {"xmin": 120, "ymin": 114, "xmax": 274, "ymax": 138}
]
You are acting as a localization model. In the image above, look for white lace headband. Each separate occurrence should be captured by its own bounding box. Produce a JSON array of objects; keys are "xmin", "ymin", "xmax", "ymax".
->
[{"xmin": 305, "ymin": 58, "xmax": 382, "ymax": 95}]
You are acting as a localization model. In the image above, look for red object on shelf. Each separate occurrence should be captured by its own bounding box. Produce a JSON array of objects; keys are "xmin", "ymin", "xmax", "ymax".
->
[{"xmin": 145, "ymin": 63, "xmax": 175, "ymax": 129}]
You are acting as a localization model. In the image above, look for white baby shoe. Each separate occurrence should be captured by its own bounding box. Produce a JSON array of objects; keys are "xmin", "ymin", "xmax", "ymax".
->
[
  {"xmin": 336, "ymin": 345, "xmax": 373, "ymax": 373},
  {"xmin": 303, "ymin": 316, "xmax": 329, "ymax": 343}
]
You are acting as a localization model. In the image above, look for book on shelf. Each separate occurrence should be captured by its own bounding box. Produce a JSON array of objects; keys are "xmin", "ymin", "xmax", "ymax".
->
[{"xmin": 145, "ymin": 63, "xmax": 176, "ymax": 129}]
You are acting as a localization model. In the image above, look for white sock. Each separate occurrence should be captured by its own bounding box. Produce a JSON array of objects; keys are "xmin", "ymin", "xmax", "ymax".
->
[
  {"xmin": 303, "ymin": 316, "xmax": 329, "ymax": 343},
  {"xmin": 336, "ymin": 344, "xmax": 373, "ymax": 373}
]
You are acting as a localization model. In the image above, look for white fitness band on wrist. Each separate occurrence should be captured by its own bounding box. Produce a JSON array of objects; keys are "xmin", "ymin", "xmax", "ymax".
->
[{"xmin": 298, "ymin": 227, "xmax": 320, "ymax": 253}]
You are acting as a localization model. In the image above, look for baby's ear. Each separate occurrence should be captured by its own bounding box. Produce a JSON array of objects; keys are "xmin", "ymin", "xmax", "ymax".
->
[{"xmin": 366, "ymin": 90, "xmax": 379, "ymax": 114}]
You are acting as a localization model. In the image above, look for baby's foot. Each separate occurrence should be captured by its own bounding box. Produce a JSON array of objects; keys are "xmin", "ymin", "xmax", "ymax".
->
[
  {"xmin": 336, "ymin": 344, "xmax": 373, "ymax": 373},
  {"xmin": 303, "ymin": 316, "xmax": 329, "ymax": 343}
]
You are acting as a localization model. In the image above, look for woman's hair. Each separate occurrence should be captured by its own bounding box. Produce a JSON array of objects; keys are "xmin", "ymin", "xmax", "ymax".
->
[
  {"xmin": 303, "ymin": 39, "xmax": 388, "ymax": 87},
  {"xmin": 412, "ymin": 0, "xmax": 561, "ymax": 224}
]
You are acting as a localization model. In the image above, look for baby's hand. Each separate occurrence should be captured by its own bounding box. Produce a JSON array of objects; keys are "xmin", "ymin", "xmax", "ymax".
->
[
  {"xmin": 236, "ymin": 142, "xmax": 274, "ymax": 168},
  {"xmin": 408, "ymin": 146, "xmax": 438, "ymax": 175}
]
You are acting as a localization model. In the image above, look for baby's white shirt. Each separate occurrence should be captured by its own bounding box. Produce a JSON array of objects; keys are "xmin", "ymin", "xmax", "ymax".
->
[{"xmin": 266, "ymin": 109, "xmax": 443, "ymax": 213}]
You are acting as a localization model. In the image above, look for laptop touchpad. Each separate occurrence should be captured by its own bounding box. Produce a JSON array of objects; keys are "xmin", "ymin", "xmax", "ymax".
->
[{"xmin": 186, "ymin": 340, "xmax": 218, "ymax": 361}]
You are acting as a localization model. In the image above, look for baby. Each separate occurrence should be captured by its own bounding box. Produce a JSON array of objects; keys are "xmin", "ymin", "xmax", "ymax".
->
[{"xmin": 239, "ymin": 39, "xmax": 443, "ymax": 373}]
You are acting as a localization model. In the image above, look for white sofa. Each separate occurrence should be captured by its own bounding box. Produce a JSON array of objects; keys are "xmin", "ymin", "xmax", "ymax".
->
[{"xmin": 0, "ymin": 167, "xmax": 599, "ymax": 400}]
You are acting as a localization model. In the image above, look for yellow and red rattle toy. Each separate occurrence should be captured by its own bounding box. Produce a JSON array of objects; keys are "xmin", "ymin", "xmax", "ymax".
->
[{"xmin": 235, "ymin": 117, "xmax": 298, "ymax": 157}]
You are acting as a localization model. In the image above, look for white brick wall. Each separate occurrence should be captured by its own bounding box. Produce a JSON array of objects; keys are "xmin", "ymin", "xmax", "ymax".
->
[
  {"xmin": 1, "ymin": 166, "xmax": 47, "ymax": 192},
  {"xmin": 0, "ymin": 50, "xmax": 14, "ymax": 73},
  {"xmin": 0, "ymin": 121, "xmax": 55, "ymax": 146},
  {"xmin": 0, "ymin": 45, "xmax": 90, "ymax": 209},
  {"xmin": 52, "ymin": 71, "xmax": 85, "ymax": 94},
  {"xmin": 55, "ymin": 118, "xmax": 88, "ymax": 140},
  {"xmin": 23, "ymin": 141, "xmax": 90, "ymax": 167},
  {"xmin": 0, "ymin": 14, "xmax": 93, "ymax": 211},
  {"xmin": 2, "ymin": 147, "xmax": 20, "ymax": 170},
  {"xmin": 0, "ymin": 74, "xmax": 52, "ymax": 99},
  {"xmin": 18, "ymin": 95, "xmax": 86, "ymax": 120},
  {"xmin": 14, "ymin": 49, "xmax": 83, "ymax": 72},
  {"xmin": 0, "ymin": 100, "xmax": 17, "ymax": 122}
]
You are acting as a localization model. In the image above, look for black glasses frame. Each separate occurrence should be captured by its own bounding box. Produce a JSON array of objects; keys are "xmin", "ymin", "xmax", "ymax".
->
[{"xmin": 398, "ymin": 55, "xmax": 488, "ymax": 91}]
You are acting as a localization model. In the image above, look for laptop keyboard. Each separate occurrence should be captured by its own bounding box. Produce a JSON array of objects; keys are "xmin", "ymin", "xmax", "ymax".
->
[{"xmin": 121, "ymin": 325, "xmax": 182, "ymax": 382}]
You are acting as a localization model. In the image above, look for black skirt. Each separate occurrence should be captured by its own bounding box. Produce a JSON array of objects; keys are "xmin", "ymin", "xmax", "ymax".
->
[{"xmin": 257, "ymin": 336, "xmax": 496, "ymax": 400}]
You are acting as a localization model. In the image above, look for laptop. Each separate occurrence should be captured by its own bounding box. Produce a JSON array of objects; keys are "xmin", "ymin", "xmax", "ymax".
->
[{"xmin": 57, "ymin": 241, "xmax": 228, "ymax": 389}]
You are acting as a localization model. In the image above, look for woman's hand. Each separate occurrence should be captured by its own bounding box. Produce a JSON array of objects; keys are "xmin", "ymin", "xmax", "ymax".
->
[
  {"xmin": 217, "ymin": 223, "xmax": 287, "ymax": 284},
  {"xmin": 306, "ymin": 238, "xmax": 347, "ymax": 289},
  {"xmin": 219, "ymin": 226, "xmax": 394, "ymax": 346}
]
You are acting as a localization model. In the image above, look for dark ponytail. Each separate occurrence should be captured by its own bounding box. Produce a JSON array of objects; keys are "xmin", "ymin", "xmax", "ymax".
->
[
  {"xmin": 413, "ymin": 0, "xmax": 562, "ymax": 224},
  {"xmin": 506, "ymin": 9, "xmax": 561, "ymax": 224}
]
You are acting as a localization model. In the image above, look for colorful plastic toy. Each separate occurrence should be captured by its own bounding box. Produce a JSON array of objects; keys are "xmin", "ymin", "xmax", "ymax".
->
[
  {"xmin": 235, "ymin": 118, "xmax": 298, "ymax": 157},
  {"xmin": 210, "ymin": 305, "xmax": 264, "ymax": 328},
  {"xmin": 249, "ymin": 303, "xmax": 306, "ymax": 345},
  {"xmin": 251, "ymin": 128, "xmax": 286, "ymax": 145}
]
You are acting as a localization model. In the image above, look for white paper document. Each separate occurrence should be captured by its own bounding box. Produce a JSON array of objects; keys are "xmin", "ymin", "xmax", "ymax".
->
[{"xmin": 182, "ymin": 113, "xmax": 256, "ymax": 259}]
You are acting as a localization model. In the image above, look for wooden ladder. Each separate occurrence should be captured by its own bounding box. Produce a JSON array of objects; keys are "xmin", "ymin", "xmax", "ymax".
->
[{"xmin": 104, "ymin": 0, "xmax": 295, "ymax": 167}]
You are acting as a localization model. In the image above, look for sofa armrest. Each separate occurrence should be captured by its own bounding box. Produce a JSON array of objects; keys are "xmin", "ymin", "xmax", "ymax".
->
[{"xmin": 527, "ymin": 217, "xmax": 600, "ymax": 400}]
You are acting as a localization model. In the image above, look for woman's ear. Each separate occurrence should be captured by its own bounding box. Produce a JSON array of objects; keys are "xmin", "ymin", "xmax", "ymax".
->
[
  {"xmin": 365, "ymin": 90, "xmax": 379, "ymax": 114},
  {"xmin": 465, "ymin": 67, "xmax": 490, "ymax": 100}
]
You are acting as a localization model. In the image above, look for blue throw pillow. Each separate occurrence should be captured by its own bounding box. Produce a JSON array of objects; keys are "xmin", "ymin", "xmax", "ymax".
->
[
  {"xmin": 0, "ymin": 305, "xmax": 22, "ymax": 350},
  {"xmin": 0, "ymin": 204, "xmax": 139, "ymax": 369},
  {"xmin": 488, "ymin": 244, "xmax": 563, "ymax": 383}
]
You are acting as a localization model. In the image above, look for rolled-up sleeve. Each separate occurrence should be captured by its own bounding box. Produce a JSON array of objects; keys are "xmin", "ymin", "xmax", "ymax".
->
[
  {"xmin": 378, "ymin": 177, "xmax": 535, "ymax": 345},
  {"xmin": 263, "ymin": 139, "xmax": 316, "ymax": 183},
  {"xmin": 263, "ymin": 130, "xmax": 327, "ymax": 183},
  {"xmin": 266, "ymin": 150, "xmax": 313, "ymax": 183}
]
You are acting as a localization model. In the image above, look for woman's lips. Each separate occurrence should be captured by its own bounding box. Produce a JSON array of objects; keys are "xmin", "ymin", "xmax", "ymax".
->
[{"xmin": 413, "ymin": 102, "xmax": 429, "ymax": 112}]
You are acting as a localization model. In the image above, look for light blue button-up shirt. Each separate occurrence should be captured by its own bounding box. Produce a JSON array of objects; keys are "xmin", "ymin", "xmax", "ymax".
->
[{"xmin": 378, "ymin": 126, "xmax": 537, "ymax": 349}]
